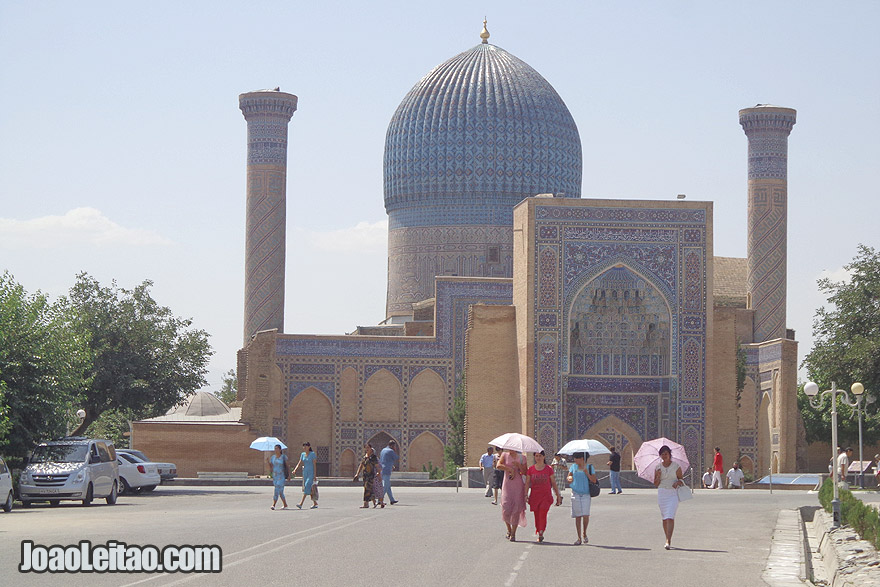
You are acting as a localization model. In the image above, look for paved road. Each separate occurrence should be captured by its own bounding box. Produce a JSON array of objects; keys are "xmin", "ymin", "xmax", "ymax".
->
[{"xmin": 0, "ymin": 485, "xmax": 817, "ymax": 586}]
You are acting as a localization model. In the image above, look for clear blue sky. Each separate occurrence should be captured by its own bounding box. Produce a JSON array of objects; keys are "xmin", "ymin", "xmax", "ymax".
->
[{"xmin": 1, "ymin": 1, "xmax": 878, "ymax": 393}]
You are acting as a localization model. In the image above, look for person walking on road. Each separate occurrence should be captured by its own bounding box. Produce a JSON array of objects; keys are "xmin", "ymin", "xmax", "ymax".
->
[
  {"xmin": 711, "ymin": 447, "xmax": 724, "ymax": 489},
  {"xmin": 268, "ymin": 444, "xmax": 289, "ymax": 510},
  {"xmin": 380, "ymin": 440, "xmax": 400, "ymax": 505},
  {"xmin": 607, "ymin": 446, "xmax": 623, "ymax": 494},
  {"xmin": 371, "ymin": 459, "xmax": 385, "ymax": 507},
  {"xmin": 566, "ymin": 451, "xmax": 597, "ymax": 545},
  {"xmin": 497, "ymin": 448, "xmax": 527, "ymax": 541},
  {"xmin": 480, "ymin": 446, "xmax": 496, "ymax": 498},
  {"xmin": 354, "ymin": 444, "xmax": 380, "ymax": 508},
  {"xmin": 551, "ymin": 454, "xmax": 567, "ymax": 500},
  {"xmin": 653, "ymin": 444, "xmax": 685, "ymax": 550},
  {"xmin": 292, "ymin": 442, "xmax": 318, "ymax": 509},
  {"xmin": 726, "ymin": 462, "xmax": 745, "ymax": 489},
  {"xmin": 492, "ymin": 449, "xmax": 504, "ymax": 505},
  {"xmin": 526, "ymin": 450, "xmax": 562, "ymax": 543}
]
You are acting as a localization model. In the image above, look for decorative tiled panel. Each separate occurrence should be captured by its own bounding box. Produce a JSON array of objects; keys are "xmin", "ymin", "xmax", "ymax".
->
[
  {"xmin": 564, "ymin": 244, "xmax": 676, "ymax": 293},
  {"xmin": 289, "ymin": 381, "xmax": 335, "ymax": 404},
  {"xmin": 290, "ymin": 363, "xmax": 335, "ymax": 375},
  {"xmin": 539, "ymin": 246, "xmax": 558, "ymax": 307}
]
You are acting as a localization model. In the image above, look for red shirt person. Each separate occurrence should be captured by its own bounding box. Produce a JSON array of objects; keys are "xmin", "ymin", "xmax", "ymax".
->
[{"xmin": 711, "ymin": 447, "xmax": 723, "ymax": 489}]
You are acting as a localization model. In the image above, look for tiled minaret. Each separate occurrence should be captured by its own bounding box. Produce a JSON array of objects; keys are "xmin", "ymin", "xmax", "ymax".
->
[
  {"xmin": 739, "ymin": 105, "xmax": 796, "ymax": 343},
  {"xmin": 240, "ymin": 89, "xmax": 298, "ymax": 343}
]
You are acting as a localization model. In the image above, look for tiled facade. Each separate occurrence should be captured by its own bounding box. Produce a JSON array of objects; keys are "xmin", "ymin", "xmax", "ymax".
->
[{"xmin": 514, "ymin": 199, "xmax": 712, "ymax": 468}]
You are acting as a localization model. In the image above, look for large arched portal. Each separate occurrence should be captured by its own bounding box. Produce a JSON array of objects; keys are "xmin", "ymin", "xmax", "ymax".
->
[{"xmin": 569, "ymin": 265, "xmax": 671, "ymax": 377}]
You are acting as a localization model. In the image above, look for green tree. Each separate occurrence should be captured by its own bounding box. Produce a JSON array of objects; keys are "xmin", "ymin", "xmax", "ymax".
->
[
  {"xmin": 0, "ymin": 272, "xmax": 91, "ymax": 463},
  {"xmin": 443, "ymin": 379, "xmax": 466, "ymax": 477},
  {"xmin": 215, "ymin": 369, "xmax": 237, "ymax": 405},
  {"xmin": 801, "ymin": 245, "xmax": 880, "ymax": 446},
  {"xmin": 67, "ymin": 273, "xmax": 213, "ymax": 434}
]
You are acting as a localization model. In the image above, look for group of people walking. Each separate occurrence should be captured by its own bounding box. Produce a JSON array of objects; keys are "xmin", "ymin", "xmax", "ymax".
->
[
  {"xmin": 267, "ymin": 442, "xmax": 318, "ymax": 510},
  {"xmin": 353, "ymin": 440, "xmax": 399, "ymax": 508},
  {"xmin": 267, "ymin": 439, "xmax": 401, "ymax": 511},
  {"xmin": 481, "ymin": 444, "xmax": 686, "ymax": 548}
]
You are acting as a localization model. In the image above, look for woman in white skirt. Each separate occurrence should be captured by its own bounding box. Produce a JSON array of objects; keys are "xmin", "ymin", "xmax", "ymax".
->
[{"xmin": 653, "ymin": 445, "xmax": 685, "ymax": 550}]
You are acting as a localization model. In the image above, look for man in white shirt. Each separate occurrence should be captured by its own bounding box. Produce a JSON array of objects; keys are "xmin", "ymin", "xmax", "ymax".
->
[
  {"xmin": 701, "ymin": 467, "xmax": 713, "ymax": 489},
  {"xmin": 838, "ymin": 447, "xmax": 852, "ymax": 489},
  {"xmin": 726, "ymin": 462, "xmax": 745, "ymax": 489},
  {"xmin": 479, "ymin": 446, "xmax": 496, "ymax": 498}
]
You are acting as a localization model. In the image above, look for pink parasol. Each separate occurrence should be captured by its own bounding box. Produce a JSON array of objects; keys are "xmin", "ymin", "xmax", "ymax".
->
[
  {"xmin": 488, "ymin": 432, "xmax": 544, "ymax": 454},
  {"xmin": 633, "ymin": 437, "xmax": 690, "ymax": 483}
]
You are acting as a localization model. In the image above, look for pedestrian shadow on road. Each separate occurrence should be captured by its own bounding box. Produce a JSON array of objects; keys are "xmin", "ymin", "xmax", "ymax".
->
[
  {"xmin": 585, "ymin": 544, "xmax": 651, "ymax": 551},
  {"xmin": 530, "ymin": 542, "xmax": 649, "ymax": 551},
  {"xmin": 667, "ymin": 547, "xmax": 727, "ymax": 553}
]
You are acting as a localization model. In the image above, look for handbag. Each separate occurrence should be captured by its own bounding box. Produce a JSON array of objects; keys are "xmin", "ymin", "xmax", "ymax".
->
[
  {"xmin": 311, "ymin": 478, "xmax": 319, "ymax": 499},
  {"xmin": 282, "ymin": 456, "xmax": 290, "ymax": 480},
  {"xmin": 676, "ymin": 484, "xmax": 693, "ymax": 502},
  {"xmin": 588, "ymin": 464, "xmax": 600, "ymax": 497}
]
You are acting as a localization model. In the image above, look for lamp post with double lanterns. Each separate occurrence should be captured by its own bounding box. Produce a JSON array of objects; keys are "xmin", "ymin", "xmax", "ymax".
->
[
  {"xmin": 849, "ymin": 383, "xmax": 874, "ymax": 488},
  {"xmin": 804, "ymin": 381, "xmax": 864, "ymax": 528}
]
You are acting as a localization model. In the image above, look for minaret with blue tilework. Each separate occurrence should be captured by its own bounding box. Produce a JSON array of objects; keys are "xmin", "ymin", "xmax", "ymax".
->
[
  {"xmin": 240, "ymin": 89, "xmax": 298, "ymax": 343},
  {"xmin": 739, "ymin": 105, "xmax": 796, "ymax": 343}
]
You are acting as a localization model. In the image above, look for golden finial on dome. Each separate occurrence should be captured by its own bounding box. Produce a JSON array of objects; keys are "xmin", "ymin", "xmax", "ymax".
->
[{"xmin": 480, "ymin": 18, "xmax": 490, "ymax": 44}]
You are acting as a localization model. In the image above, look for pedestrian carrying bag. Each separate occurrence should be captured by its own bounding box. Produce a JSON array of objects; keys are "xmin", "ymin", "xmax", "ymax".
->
[
  {"xmin": 676, "ymin": 484, "xmax": 693, "ymax": 502},
  {"xmin": 588, "ymin": 464, "xmax": 600, "ymax": 497}
]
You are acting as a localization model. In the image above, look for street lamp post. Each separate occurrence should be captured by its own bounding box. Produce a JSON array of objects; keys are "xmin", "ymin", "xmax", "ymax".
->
[
  {"xmin": 849, "ymin": 383, "xmax": 874, "ymax": 488},
  {"xmin": 804, "ymin": 381, "xmax": 863, "ymax": 528}
]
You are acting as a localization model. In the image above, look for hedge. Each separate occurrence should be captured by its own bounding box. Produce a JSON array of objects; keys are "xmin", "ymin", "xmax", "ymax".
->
[{"xmin": 818, "ymin": 478, "xmax": 880, "ymax": 550}]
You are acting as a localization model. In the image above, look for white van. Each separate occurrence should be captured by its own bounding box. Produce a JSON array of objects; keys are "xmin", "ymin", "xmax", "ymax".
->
[
  {"xmin": 0, "ymin": 456, "xmax": 13, "ymax": 512},
  {"xmin": 19, "ymin": 438, "xmax": 119, "ymax": 507}
]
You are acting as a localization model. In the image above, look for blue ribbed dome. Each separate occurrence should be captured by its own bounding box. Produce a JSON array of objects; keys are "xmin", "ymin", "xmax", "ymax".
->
[{"xmin": 383, "ymin": 43, "xmax": 582, "ymax": 226}]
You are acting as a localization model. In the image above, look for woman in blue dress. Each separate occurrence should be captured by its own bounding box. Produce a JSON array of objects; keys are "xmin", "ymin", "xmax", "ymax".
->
[
  {"xmin": 268, "ymin": 444, "xmax": 289, "ymax": 510},
  {"xmin": 293, "ymin": 442, "xmax": 318, "ymax": 509}
]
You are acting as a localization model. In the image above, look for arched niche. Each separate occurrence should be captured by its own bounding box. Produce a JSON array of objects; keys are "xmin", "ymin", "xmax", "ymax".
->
[
  {"xmin": 568, "ymin": 264, "xmax": 672, "ymax": 376},
  {"xmin": 582, "ymin": 415, "xmax": 643, "ymax": 470},
  {"xmin": 409, "ymin": 369, "xmax": 446, "ymax": 422},
  {"xmin": 367, "ymin": 431, "xmax": 397, "ymax": 455},
  {"xmin": 339, "ymin": 448, "xmax": 356, "ymax": 478},
  {"xmin": 363, "ymin": 369, "xmax": 402, "ymax": 422},
  {"xmin": 288, "ymin": 387, "xmax": 333, "ymax": 474},
  {"xmin": 340, "ymin": 367, "xmax": 358, "ymax": 422},
  {"xmin": 757, "ymin": 393, "xmax": 771, "ymax": 475},
  {"xmin": 739, "ymin": 455, "xmax": 754, "ymax": 479},
  {"xmin": 409, "ymin": 432, "xmax": 444, "ymax": 473}
]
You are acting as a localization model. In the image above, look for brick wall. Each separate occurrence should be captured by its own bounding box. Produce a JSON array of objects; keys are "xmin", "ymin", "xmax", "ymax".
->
[
  {"xmin": 132, "ymin": 422, "xmax": 265, "ymax": 478},
  {"xmin": 464, "ymin": 304, "xmax": 521, "ymax": 465}
]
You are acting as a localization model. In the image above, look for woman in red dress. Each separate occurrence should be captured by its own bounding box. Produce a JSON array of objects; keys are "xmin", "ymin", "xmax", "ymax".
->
[{"xmin": 525, "ymin": 450, "xmax": 563, "ymax": 542}]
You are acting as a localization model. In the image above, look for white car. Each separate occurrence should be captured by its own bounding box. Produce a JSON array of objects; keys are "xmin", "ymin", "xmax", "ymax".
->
[
  {"xmin": 117, "ymin": 453, "xmax": 160, "ymax": 494},
  {"xmin": 117, "ymin": 449, "xmax": 177, "ymax": 481},
  {"xmin": 0, "ymin": 456, "xmax": 12, "ymax": 512}
]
